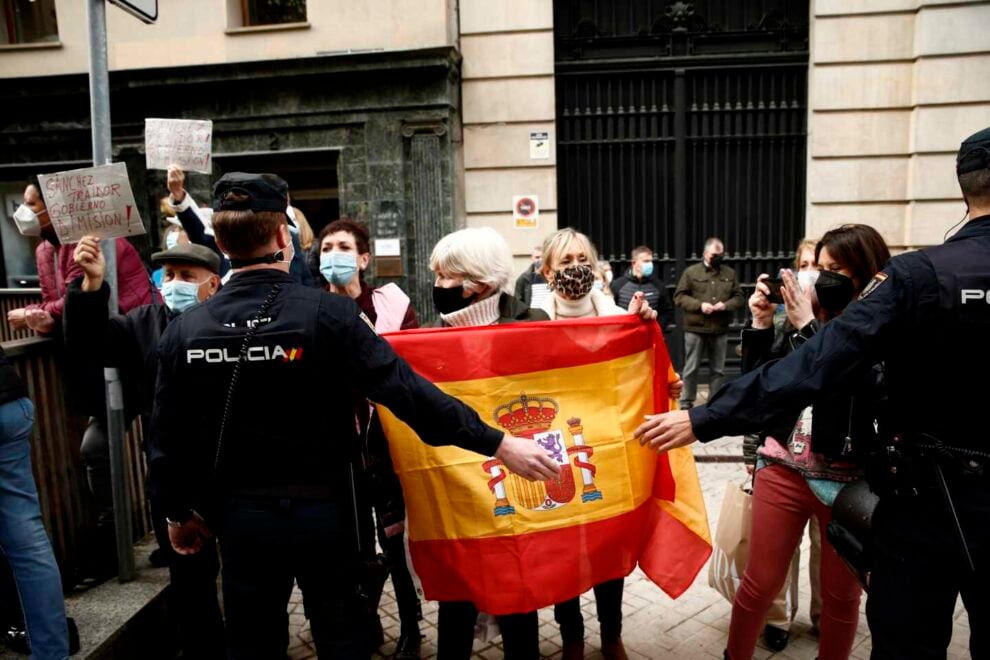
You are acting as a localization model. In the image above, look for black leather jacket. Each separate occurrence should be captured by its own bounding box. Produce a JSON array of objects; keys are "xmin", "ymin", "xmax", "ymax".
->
[{"xmin": 740, "ymin": 317, "xmax": 885, "ymax": 460}]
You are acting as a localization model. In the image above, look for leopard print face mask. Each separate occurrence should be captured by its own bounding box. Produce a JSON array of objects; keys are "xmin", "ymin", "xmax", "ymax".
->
[{"xmin": 551, "ymin": 264, "xmax": 595, "ymax": 300}]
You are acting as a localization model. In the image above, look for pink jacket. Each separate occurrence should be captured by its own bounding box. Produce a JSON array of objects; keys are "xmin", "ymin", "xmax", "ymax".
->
[{"xmin": 29, "ymin": 238, "xmax": 155, "ymax": 319}]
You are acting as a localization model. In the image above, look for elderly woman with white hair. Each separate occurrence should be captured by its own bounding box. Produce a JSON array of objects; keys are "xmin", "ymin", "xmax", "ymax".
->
[
  {"xmin": 430, "ymin": 227, "xmax": 546, "ymax": 659},
  {"xmin": 430, "ymin": 226, "xmax": 548, "ymax": 327}
]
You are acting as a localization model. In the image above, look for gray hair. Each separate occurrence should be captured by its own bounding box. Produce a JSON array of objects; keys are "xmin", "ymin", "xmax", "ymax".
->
[
  {"xmin": 704, "ymin": 237, "xmax": 724, "ymax": 252},
  {"xmin": 430, "ymin": 227, "xmax": 514, "ymax": 293}
]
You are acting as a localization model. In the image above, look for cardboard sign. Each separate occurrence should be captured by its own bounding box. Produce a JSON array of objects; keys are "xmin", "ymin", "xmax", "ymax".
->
[
  {"xmin": 513, "ymin": 195, "xmax": 539, "ymax": 229},
  {"xmin": 145, "ymin": 118, "xmax": 213, "ymax": 174},
  {"xmin": 38, "ymin": 163, "xmax": 146, "ymax": 243}
]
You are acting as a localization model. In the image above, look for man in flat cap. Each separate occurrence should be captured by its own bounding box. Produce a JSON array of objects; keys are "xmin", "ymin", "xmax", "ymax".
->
[
  {"xmin": 636, "ymin": 128, "xmax": 990, "ymax": 658},
  {"xmin": 150, "ymin": 173, "xmax": 559, "ymax": 659},
  {"xmin": 65, "ymin": 236, "xmax": 225, "ymax": 659}
]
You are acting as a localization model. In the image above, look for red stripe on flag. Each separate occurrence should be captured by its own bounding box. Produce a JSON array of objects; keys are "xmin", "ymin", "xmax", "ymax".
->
[
  {"xmin": 638, "ymin": 503, "xmax": 713, "ymax": 600},
  {"xmin": 654, "ymin": 453, "xmax": 676, "ymax": 502},
  {"xmin": 408, "ymin": 497, "xmax": 709, "ymax": 614},
  {"xmin": 384, "ymin": 316, "xmax": 664, "ymax": 382}
]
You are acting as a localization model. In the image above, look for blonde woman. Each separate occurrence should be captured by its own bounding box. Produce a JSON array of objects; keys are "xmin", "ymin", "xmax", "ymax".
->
[
  {"xmin": 537, "ymin": 228, "xmax": 662, "ymax": 660},
  {"xmin": 595, "ymin": 260, "xmax": 615, "ymax": 298},
  {"xmin": 538, "ymin": 228, "xmax": 655, "ymax": 322}
]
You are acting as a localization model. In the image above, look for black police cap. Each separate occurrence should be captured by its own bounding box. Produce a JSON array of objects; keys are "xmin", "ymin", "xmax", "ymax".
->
[
  {"xmin": 212, "ymin": 172, "xmax": 288, "ymax": 213},
  {"xmin": 957, "ymin": 127, "xmax": 990, "ymax": 176}
]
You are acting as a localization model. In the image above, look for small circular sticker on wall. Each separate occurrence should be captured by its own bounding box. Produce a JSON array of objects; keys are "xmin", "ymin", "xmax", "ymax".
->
[{"xmin": 513, "ymin": 195, "xmax": 539, "ymax": 229}]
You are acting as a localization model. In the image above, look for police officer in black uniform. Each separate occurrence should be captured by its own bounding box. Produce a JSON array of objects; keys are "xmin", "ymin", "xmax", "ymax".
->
[
  {"xmin": 635, "ymin": 128, "xmax": 990, "ymax": 660},
  {"xmin": 149, "ymin": 173, "xmax": 559, "ymax": 660}
]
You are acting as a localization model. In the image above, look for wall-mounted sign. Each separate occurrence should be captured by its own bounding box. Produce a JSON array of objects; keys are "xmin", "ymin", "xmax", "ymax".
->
[
  {"xmin": 513, "ymin": 195, "xmax": 539, "ymax": 230},
  {"xmin": 375, "ymin": 238, "xmax": 401, "ymax": 257},
  {"xmin": 529, "ymin": 131, "xmax": 550, "ymax": 160}
]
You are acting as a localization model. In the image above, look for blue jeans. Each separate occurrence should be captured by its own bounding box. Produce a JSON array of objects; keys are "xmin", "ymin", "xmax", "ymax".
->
[{"xmin": 0, "ymin": 398, "xmax": 68, "ymax": 660}]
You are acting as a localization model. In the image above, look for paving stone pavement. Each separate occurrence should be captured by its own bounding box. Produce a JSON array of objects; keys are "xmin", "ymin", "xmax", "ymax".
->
[{"xmin": 287, "ymin": 434, "xmax": 972, "ymax": 659}]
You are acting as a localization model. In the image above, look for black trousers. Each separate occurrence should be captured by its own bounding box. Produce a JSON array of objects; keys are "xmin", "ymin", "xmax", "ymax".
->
[
  {"xmin": 436, "ymin": 601, "xmax": 539, "ymax": 659},
  {"xmin": 150, "ymin": 499, "xmax": 225, "ymax": 660},
  {"xmin": 219, "ymin": 497, "xmax": 366, "ymax": 660},
  {"xmin": 554, "ymin": 577, "xmax": 624, "ymax": 643},
  {"xmin": 866, "ymin": 476, "xmax": 990, "ymax": 659},
  {"xmin": 380, "ymin": 530, "xmax": 421, "ymax": 636},
  {"xmin": 80, "ymin": 419, "xmax": 114, "ymax": 525}
]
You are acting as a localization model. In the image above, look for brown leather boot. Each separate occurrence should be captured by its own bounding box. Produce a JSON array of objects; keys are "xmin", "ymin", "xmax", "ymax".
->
[
  {"xmin": 601, "ymin": 637, "xmax": 628, "ymax": 660},
  {"xmin": 561, "ymin": 639, "xmax": 585, "ymax": 660}
]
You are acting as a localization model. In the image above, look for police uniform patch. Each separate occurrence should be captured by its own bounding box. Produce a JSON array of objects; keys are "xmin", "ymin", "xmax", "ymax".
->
[{"xmin": 858, "ymin": 272, "xmax": 888, "ymax": 300}]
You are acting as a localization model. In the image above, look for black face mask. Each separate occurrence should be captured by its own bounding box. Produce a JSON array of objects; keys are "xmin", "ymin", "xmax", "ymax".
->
[
  {"xmin": 433, "ymin": 285, "xmax": 476, "ymax": 315},
  {"xmin": 709, "ymin": 253, "xmax": 724, "ymax": 269},
  {"xmin": 814, "ymin": 270, "xmax": 855, "ymax": 313}
]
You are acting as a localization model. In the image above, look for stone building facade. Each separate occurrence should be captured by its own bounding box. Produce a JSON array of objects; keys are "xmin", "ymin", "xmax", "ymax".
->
[{"xmin": 806, "ymin": 0, "xmax": 990, "ymax": 251}]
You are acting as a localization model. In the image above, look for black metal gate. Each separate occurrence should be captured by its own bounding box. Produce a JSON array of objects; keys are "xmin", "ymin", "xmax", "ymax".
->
[{"xmin": 554, "ymin": 0, "xmax": 809, "ymax": 368}]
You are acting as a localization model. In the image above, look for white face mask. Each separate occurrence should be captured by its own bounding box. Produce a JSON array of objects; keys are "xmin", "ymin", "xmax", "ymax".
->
[
  {"xmin": 275, "ymin": 236, "xmax": 295, "ymax": 265},
  {"xmin": 797, "ymin": 270, "xmax": 820, "ymax": 291},
  {"xmin": 12, "ymin": 204, "xmax": 43, "ymax": 237}
]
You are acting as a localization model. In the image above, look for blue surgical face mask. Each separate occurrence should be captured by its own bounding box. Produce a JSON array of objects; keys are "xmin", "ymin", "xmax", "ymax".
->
[
  {"xmin": 320, "ymin": 251, "xmax": 359, "ymax": 287},
  {"xmin": 162, "ymin": 278, "xmax": 206, "ymax": 313},
  {"xmin": 640, "ymin": 261, "xmax": 654, "ymax": 278},
  {"xmin": 165, "ymin": 231, "xmax": 179, "ymax": 250},
  {"xmin": 593, "ymin": 280, "xmax": 604, "ymax": 292}
]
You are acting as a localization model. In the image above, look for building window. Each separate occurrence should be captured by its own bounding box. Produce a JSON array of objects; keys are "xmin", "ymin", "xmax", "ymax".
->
[
  {"xmin": 1, "ymin": 0, "xmax": 58, "ymax": 46},
  {"xmin": 241, "ymin": 0, "xmax": 306, "ymax": 27}
]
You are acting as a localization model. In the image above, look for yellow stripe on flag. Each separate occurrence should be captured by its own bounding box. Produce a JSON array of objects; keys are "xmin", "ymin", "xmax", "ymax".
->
[{"xmin": 380, "ymin": 349, "xmax": 661, "ymax": 541}]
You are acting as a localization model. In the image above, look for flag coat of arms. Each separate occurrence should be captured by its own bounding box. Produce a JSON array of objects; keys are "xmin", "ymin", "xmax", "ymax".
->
[{"xmin": 378, "ymin": 316, "xmax": 711, "ymax": 615}]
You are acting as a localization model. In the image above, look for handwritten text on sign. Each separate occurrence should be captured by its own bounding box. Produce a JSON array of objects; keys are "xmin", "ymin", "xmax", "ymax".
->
[
  {"xmin": 38, "ymin": 163, "xmax": 146, "ymax": 243},
  {"xmin": 145, "ymin": 118, "xmax": 213, "ymax": 174}
]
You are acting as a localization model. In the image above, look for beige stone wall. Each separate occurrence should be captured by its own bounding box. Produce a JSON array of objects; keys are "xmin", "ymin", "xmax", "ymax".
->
[
  {"xmin": 807, "ymin": 0, "xmax": 990, "ymax": 250},
  {"xmin": 0, "ymin": 0, "xmax": 453, "ymax": 78},
  {"xmin": 458, "ymin": 0, "xmax": 557, "ymax": 274}
]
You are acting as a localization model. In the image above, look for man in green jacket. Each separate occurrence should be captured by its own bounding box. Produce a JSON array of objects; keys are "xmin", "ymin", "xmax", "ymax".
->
[{"xmin": 673, "ymin": 237, "xmax": 744, "ymax": 408}]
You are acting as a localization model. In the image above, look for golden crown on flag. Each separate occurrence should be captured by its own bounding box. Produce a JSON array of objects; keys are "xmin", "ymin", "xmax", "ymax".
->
[{"xmin": 494, "ymin": 394, "xmax": 559, "ymax": 437}]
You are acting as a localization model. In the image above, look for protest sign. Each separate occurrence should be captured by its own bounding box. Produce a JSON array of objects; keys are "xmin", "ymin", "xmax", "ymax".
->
[
  {"xmin": 145, "ymin": 118, "xmax": 213, "ymax": 174},
  {"xmin": 38, "ymin": 163, "xmax": 146, "ymax": 243}
]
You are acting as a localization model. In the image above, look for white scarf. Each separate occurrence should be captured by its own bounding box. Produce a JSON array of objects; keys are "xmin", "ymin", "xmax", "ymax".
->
[
  {"xmin": 440, "ymin": 293, "xmax": 501, "ymax": 327},
  {"xmin": 540, "ymin": 289, "xmax": 626, "ymax": 320}
]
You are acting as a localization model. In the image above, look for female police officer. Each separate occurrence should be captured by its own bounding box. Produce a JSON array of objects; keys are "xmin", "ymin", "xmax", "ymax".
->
[
  {"xmin": 150, "ymin": 173, "xmax": 559, "ymax": 660},
  {"xmin": 636, "ymin": 127, "xmax": 990, "ymax": 660}
]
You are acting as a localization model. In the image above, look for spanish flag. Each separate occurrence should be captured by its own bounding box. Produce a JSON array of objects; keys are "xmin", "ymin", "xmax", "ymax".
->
[{"xmin": 378, "ymin": 316, "xmax": 711, "ymax": 615}]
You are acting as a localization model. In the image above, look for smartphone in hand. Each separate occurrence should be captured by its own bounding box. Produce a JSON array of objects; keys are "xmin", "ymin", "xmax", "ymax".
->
[{"xmin": 764, "ymin": 277, "xmax": 785, "ymax": 304}]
